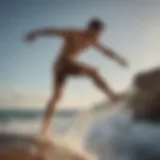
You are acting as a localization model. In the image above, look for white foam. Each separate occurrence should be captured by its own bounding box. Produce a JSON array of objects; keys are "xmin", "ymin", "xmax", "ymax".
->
[{"xmin": 83, "ymin": 104, "xmax": 160, "ymax": 160}]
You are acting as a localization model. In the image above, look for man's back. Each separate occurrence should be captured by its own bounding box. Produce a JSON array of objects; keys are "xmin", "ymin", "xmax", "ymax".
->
[{"xmin": 57, "ymin": 30, "xmax": 95, "ymax": 61}]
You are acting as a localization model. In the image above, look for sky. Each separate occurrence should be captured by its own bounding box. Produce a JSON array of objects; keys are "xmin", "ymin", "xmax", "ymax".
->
[{"xmin": 0, "ymin": 0, "xmax": 160, "ymax": 109}]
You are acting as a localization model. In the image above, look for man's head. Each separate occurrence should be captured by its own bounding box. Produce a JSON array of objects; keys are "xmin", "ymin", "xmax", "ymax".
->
[{"xmin": 87, "ymin": 18, "xmax": 105, "ymax": 36}]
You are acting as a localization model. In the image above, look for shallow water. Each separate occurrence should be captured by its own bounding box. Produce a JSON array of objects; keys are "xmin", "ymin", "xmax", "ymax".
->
[{"xmin": 1, "ymin": 102, "xmax": 160, "ymax": 160}]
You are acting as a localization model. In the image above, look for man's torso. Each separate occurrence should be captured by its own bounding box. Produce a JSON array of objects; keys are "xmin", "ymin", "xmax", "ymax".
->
[
  {"xmin": 54, "ymin": 30, "xmax": 96, "ymax": 75},
  {"xmin": 56, "ymin": 30, "xmax": 94, "ymax": 62}
]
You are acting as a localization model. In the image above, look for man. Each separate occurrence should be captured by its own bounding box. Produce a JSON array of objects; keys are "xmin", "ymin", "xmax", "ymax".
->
[{"xmin": 25, "ymin": 18, "xmax": 129, "ymax": 135}]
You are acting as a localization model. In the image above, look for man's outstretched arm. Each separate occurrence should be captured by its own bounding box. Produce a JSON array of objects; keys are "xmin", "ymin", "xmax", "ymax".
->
[
  {"xmin": 25, "ymin": 28, "xmax": 71, "ymax": 41},
  {"xmin": 93, "ymin": 42, "xmax": 129, "ymax": 68}
]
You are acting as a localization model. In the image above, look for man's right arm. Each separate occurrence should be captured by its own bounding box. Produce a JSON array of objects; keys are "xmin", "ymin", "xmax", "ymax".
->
[{"xmin": 25, "ymin": 28, "xmax": 72, "ymax": 41}]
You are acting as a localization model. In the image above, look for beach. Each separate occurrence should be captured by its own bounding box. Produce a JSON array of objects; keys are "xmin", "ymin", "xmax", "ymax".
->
[{"xmin": 0, "ymin": 108, "xmax": 90, "ymax": 160}]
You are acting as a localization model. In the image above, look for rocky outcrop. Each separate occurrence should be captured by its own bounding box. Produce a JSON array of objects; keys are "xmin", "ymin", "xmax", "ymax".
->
[{"xmin": 130, "ymin": 67, "xmax": 160, "ymax": 122}]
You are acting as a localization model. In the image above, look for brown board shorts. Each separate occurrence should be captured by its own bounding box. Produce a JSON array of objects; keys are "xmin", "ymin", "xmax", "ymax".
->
[{"xmin": 54, "ymin": 59, "xmax": 96, "ymax": 84}]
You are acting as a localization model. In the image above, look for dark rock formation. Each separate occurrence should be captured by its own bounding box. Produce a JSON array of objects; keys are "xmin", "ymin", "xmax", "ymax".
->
[{"xmin": 131, "ymin": 67, "xmax": 160, "ymax": 122}]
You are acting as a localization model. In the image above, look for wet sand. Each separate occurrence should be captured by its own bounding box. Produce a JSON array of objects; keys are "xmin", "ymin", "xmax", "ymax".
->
[{"xmin": 0, "ymin": 134, "xmax": 87, "ymax": 160}]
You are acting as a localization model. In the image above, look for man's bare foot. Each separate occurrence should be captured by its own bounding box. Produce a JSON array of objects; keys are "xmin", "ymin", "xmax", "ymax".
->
[{"xmin": 110, "ymin": 93, "xmax": 126, "ymax": 103}]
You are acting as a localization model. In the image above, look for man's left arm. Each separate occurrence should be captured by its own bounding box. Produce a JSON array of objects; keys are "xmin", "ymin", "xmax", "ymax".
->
[{"xmin": 93, "ymin": 41, "xmax": 129, "ymax": 68}]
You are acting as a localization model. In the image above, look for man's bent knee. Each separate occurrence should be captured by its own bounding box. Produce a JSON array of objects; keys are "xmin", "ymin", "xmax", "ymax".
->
[
  {"xmin": 83, "ymin": 66, "xmax": 97, "ymax": 76},
  {"xmin": 87, "ymin": 68, "xmax": 99, "ymax": 78}
]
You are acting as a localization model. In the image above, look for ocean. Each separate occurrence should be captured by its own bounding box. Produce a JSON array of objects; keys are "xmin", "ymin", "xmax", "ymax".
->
[{"xmin": 0, "ymin": 108, "xmax": 80, "ymax": 135}]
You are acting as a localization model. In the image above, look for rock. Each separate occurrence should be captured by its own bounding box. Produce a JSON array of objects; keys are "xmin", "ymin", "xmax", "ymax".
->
[{"xmin": 130, "ymin": 67, "xmax": 160, "ymax": 122}]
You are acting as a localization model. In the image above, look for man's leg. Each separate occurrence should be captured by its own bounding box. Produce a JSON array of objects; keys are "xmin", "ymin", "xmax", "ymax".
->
[
  {"xmin": 41, "ymin": 74, "xmax": 66, "ymax": 136},
  {"xmin": 88, "ymin": 69, "xmax": 119, "ymax": 101},
  {"xmin": 69, "ymin": 62, "xmax": 120, "ymax": 102}
]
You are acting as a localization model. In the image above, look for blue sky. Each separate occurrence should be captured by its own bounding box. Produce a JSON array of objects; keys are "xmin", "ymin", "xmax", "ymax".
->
[{"xmin": 0, "ymin": 0, "xmax": 160, "ymax": 108}]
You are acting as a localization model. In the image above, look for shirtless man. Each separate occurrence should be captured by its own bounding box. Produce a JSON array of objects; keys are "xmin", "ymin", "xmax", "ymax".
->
[{"xmin": 25, "ymin": 18, "xmax": 128, "ymax": 135}]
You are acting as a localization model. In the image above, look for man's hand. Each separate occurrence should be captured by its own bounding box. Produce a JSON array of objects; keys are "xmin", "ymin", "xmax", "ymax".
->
[
  {"xmin": 116, "ymin": 56, "xmax": 129, "ymax": 68},
  {"xmin": 25, "ymin": 32, "xmax": 37, "ymax": 42}
]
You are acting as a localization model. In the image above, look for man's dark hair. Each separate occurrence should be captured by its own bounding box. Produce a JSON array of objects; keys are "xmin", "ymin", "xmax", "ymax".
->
[{"xmin": 88, "ymin": 18, "xmax": 104, "ymax": 31}]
